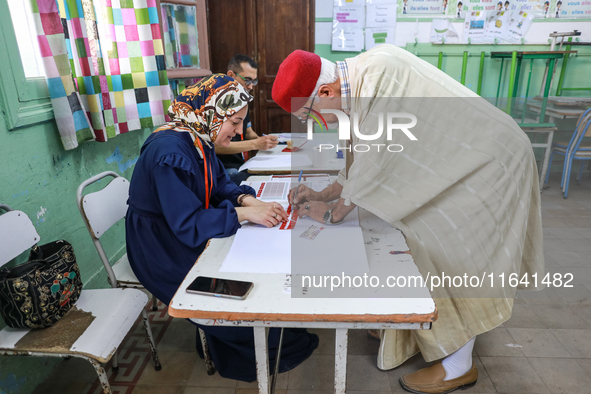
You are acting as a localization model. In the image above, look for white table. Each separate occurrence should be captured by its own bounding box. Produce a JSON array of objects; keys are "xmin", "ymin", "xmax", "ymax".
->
[
  {"xmin": 168, "ymin": 208, "xmax": 437, "ymax": 394},
  {"xmin": 245, "ymin": 133, "xmax": 345, "ymax": 175}
]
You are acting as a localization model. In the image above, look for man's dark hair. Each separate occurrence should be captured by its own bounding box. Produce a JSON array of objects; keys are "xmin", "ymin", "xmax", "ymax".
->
[{"xmin": 228, "ymin": 54, "xmax": 258, "ymax": 73}]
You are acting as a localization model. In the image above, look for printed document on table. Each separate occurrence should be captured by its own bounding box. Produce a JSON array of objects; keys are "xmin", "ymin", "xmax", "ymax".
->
[
  {"xmin": 220, "ymin": 207, "xmax": 367, "ymax": 274},
  {"xmin": 238, "ymin": 154, "xmax": 312, "ymax": 172}
]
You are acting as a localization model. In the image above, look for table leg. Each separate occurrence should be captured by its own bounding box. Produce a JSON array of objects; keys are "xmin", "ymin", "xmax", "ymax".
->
[
  {"xmin": 540, "ymin": 117, "xmax": 555, "ymax": 189},
  {"xmin": 254, "ymin": 327, "xmax": 270, "ymax": 394},
  {"xmin": 335, "ymin": 328, "xmax": 348, "ymax": 394}
]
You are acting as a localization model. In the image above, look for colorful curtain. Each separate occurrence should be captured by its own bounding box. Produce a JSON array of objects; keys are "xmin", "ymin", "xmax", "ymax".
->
[
  {"xmin": 33, "ymin": 0, "xmax": 172, "ymax": 150},
  {"xmin": 160, "ymin": 4, "xmax": 199, "ymax": 69}
]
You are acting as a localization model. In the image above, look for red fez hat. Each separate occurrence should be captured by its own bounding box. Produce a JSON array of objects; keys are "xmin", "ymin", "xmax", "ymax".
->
[{"xmin": 272, "ymin": 50, "xmax": 322, "ymax": 113}]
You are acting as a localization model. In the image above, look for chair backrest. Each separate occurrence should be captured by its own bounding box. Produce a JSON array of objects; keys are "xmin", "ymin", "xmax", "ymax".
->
[
  {"xmin": 0, "ymin": 210, "xmax": 39, "ymax": 267},
  {"xmin": 77, "ymin": 172, "xmax": 130, "ymax": 239}
]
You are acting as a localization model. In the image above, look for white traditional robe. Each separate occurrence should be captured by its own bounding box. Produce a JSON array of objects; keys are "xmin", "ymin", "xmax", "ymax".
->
[{"xmin": 336, "ymin": 45, "xmax": 545, "ymax": 369}]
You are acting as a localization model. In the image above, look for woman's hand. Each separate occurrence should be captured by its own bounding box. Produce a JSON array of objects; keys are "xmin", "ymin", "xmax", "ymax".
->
[
  {"xmin": 297, "ymin": 201, "xmax": 333, "ymax": 223},
  {"xmin": 237, "ymin": 203, "xmax": 288, "ymax": 228},
  {"xmin": 288, "ymin": 185, "xmax": 321, "ymax": 208}
]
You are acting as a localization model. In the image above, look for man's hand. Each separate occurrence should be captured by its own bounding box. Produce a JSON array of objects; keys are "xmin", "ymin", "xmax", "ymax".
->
[
  {"xmin": 252, "ymin": 135, "xmax": 279, "ymax": 151},
  {"xmin": 296, "ymin": 201, "xmax": 333, "ymax": 223},
  {"xmin": 288, "ymin": 185, "xmax": 321, "ymax": 208}
]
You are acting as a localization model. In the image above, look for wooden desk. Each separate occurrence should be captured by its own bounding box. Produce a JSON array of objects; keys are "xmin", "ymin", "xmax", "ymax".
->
[
  {"xmin": 245, "ymin": 133, "xmax": 346, "ymax": 175},
  {"xmin": 169, "ymin": 209, "xmax": 437, "ymax": 394}
]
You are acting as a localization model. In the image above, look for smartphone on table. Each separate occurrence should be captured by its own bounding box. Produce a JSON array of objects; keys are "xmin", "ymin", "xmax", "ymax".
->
[{"xmin": 186, "ymin": 276, "xmax": 254, "ymax": 300}]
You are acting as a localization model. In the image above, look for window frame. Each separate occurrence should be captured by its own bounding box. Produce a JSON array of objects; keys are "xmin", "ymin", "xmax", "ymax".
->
[
  {"xmin": 0, "ymin": 0, "xmax": 53, "ymax": 130},
  {"xmin": 155, "ymin": 0, "xmax": 212, "ymax": 79}
]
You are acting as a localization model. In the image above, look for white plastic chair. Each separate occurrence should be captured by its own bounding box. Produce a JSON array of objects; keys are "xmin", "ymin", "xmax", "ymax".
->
[
  {"xmin": 77, "ymin": 171, "xmax": 162, "ymax": 371},
  {"xmin": 0, "ymin": 206, "xmax": 159, "ymax": 394}
]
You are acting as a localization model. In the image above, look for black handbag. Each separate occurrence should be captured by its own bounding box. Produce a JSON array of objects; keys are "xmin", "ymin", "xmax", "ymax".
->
[{"xmin": 0, "ymin": 240, "xmax": 83, "ymax": 329}]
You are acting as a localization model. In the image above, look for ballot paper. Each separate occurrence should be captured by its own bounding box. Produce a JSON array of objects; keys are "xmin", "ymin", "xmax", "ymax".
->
[
  {"xmin": 238, "ymin": 154, "xmax": 312, "ymax": 172},
  {"xmin": 220, "ymin": 207, "xmax": 368, "ymax": 275}
]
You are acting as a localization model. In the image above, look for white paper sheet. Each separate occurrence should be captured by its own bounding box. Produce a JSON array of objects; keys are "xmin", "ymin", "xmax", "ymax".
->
[
  {"xmin": 238, "ymin": 154, "xmax": 312, "ymax": 172},
  {"xmin": 365, "ymin": 27, "xmax": 396, "ymax": 50},
  {"xmin": 332, "ymin": 28, "xmax": 365, "ymax": 51},
  {"xmin": 220, "ymin": 208, "xmax": 366, "ymax": 275},
  {"xmin": 366, "ymin": 4, "xmax": 397, "ymax": 27},
  {"xmin": 332, "ymin": 6, "xmax": 366, "ymax": 29},
  {"xmin": 430, "ymin": 19, "xmax": 460, "ymax": 43}
]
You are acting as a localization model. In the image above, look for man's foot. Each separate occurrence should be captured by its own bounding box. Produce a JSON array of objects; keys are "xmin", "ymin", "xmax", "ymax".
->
[{"xmin": 399, "ymin": 361, "xmax": 477, "ymax": 394}]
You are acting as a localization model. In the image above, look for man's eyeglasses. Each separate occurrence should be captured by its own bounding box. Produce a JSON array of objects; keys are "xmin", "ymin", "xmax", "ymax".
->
[{"xmin": 235, "ymin": 72, "xmax": 258, "ymax": 86}]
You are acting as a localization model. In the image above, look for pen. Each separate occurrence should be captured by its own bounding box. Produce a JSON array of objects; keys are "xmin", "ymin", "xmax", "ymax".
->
[{"xmin": 293, "ymin": 170, "xmax": 303, "ymax": 205}]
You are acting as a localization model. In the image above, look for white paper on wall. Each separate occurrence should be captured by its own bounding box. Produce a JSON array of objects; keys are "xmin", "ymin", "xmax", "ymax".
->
[
  {"xmin": 463, "ymin": 10, "xmax": 487, "ymax": 43},
  {"xmin": 365, "ymin": 27, "xmax": 396, "ymax": 49},
  {"xmin": 366, "ymin": 4, "xmax": 397, "ymax": 27},
  {"xmin": 502, "ymin": 10, "xmax": 534, "ymax": 43},
  {"xmin": 483, "ymin": 11, "xmax": 510, "ymax": 42},
  {"xmin": 334, "ymin": 0, "xmax": 366, "ymax": 6},
  {"xmin": 332, "ymin": 28, "xmax": 365, "ymax": 51},
  {"xmin": 430, "ymin": 18, "xmax": 460, "ymax": 43},
  {"xmin": 316, "ymin": 0, "xmax": 334, "ymax": 18},
  {"xmin": 333, "ymin": 6, "xmax": 366, "ymax": 29}
]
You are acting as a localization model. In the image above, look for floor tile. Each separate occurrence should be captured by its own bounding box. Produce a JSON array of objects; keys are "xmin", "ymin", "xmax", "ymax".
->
[
  {"xmin": 551, "ymin": 329, "xmax": 591, "ymax": 358},
  {"xmin": 347, "ymin": 329, "xmax": 381, "ymax": 356},
  {"xmin": 345, "ymin": 355, "xmax": 391, "ymax": 391},
  {"xmin": 505, "ymin": 328, "xmax": 571, "ymax": 358},
  {"xmin": 186, "ymin": 358, "xmax": 237, "ymax": 388},
  {"xmin": 503, "ymin": 304, "xmax": 545, "ymax": 329},
  {"xmin": 183, "ymin": 388, "xmax": 236, "ymax": 394},
  {"xmin": 529, "ymin": 304, "xmax": 588, "ymax": 329},
  {"xmin": 575, "ymin": 358, "xmax": 591, "ymax": 378},
  {"xmin": 528, "ymin": 358, "xmax": 591, "ymax": 394},
  {"xmin": 138, "ymin": 350, "xmax": 197, "ymax": 386},
  {"xmin": 570, "ymin": 305, "xmax": 591, "ymax": 325},
  {"xmin": 307, "ymin": 328, "xmax": 335, "ymax": 355},
  {"xmin": 547, "ymin": 251, "xmax": 588, "ymax": 268},
  {"xmin": 474, "ymin": 327, "xmax": 525, "ymax": 357},
  {"xmin": 158, "ymin": 318, "xmax": 196, "ymax": 352},
  {"xmin": 556, "ymin": 238, "xmax": 591, "ymax": 253},
  {"xmin": 236, "ymin": 390, "xmax": 286, "ymax": 394},
  {"xmin": 132, "ymin": 385, "xmax": 185, "ymax": 394},
  {"xmin": 542, "ymin": 239, "xmax": 570, "ymax": 254},
  {"xmin": 519, "ymin": 287, "xmax": 565, "ymax": 306},
  {"xmin": 480, "ymin": 356, "xmax": 549, "ymax": 394},
  {"xmin": 32, "ymin": 380, "xmax": 90, "ymax": 394},
  {"xmin": 236, "ymin": 371, "xmax": 287, "ymax": 390},
  {"xmin": 287, "ymin": 355, "xmax": 334, "ymax": 390}
]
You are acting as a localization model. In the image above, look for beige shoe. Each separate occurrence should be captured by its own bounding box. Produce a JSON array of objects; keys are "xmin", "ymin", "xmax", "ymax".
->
[{"xmin": 399, "ymin": 361, "xmax": 477, "ymax": 394}]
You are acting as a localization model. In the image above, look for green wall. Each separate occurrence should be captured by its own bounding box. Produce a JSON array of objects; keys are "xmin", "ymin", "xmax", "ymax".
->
[{"xmin": 0, "ymin": 107, "xmax": 152, "ymax": 393}]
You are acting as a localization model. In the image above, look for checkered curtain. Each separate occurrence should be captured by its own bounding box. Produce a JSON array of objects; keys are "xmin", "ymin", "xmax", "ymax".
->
[
  {"xmin": 33, "ymin": 0, "xmax": 172, "ymax": 150},
  {"xmin": 160, "ymin": 4, "xmax": 199, "ymax": 69}
]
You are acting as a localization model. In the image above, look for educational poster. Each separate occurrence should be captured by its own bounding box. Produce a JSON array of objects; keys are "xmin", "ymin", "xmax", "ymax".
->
[
  {"xmin": 463, "ymin": 11, "xmax": 487, "ymax": 43},
  {"xmin": 332, "ymin": 28, "xmax": 365, "ymax": 51},
  {"xmin": 404, "ymin": 0, "xmax": 446, "ymax": 15},
  {"xmin": 332, "ymin": 6, "xmax": 366, "ymax": 29},
  {"xmin": 557, "ymin": 0, "xmax": 591, "ymax": 18},
  {"xmin": 366, "ymin": 3, "xmax": 397, "ymax": 26},
  {"xmin": 365, "ymin": 27, "xmax": 396, "ymax": 49},
  {"xmin": 483, "ymin": 11, "xmax": 510, "ymax": 42},
  {"xmin": 430, "ymin": 19, "xmax": 460, "ymax": 42},
  {"xmin": 334, "ymin": 0, "xmax": 366, "ymax": 6},
  {"xmin": 507, "ymin": 0, "xmax": 547, "ymax": 17},
  {"xmin": 503, "ymin": 10, "xmax": 535, "ymax": 43}
]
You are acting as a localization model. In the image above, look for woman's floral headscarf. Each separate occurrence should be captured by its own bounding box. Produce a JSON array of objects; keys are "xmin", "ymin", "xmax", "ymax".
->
[{"xmin": 155, "ymin": 74, "xmax": 253, "ymax": 157}]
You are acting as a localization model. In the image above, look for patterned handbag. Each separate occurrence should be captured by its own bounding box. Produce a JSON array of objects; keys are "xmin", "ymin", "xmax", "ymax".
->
[{"xmin": 0, "ymin": 240, "xmax": 83, "ymax": 329}]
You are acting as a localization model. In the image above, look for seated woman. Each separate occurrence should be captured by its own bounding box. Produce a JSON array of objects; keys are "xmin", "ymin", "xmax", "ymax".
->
[{"xmin": 126, "ymin": 74, "xmax": 318, "ymax": 382}]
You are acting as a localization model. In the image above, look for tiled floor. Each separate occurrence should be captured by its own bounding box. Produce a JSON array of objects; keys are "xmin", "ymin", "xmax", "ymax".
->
[{"xmin": 32, "ymin": 173, "xmax": 591, "ymax": 394}]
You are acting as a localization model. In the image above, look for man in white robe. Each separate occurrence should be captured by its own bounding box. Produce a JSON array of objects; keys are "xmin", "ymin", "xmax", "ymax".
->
[{"xmin": 272, "ymin": 46, "xmax": 545, "ymax": 393}]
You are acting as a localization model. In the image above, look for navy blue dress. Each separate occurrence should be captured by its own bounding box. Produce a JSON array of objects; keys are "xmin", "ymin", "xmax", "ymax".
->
[{"xmin": 126, "ymin": 130, "xmax": 318, "ymax": 382}]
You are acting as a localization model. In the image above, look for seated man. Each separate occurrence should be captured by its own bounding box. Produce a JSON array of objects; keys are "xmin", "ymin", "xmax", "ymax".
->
[{"xmin": 216, "ymin": 54, "xmax": 278, "ymax": 185}]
